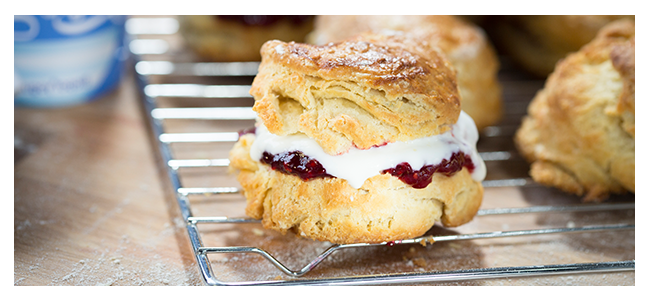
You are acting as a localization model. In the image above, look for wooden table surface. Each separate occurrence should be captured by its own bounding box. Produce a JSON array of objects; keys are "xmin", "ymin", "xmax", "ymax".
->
[
  {"xmin": 14, "ymin": 16, "xmax": 635, "ymax": 286},
  {"xmin": 14, "ymin": 70, "xmax": 204, "ymax": 286}
]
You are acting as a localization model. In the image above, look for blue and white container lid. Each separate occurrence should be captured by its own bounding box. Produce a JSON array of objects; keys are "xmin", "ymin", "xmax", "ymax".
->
[{"xmin": 14, "ymin": 15, "xmax": 128, "ymax": 107}]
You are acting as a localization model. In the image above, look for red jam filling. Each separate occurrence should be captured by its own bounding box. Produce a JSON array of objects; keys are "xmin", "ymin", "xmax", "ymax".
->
[
  {"xmin": 259, "ymin": 150, "xmax": 474, "ymax": 188},
  {"xmin": 261, "ymin": 151, "xmax": 333, "ymax": 180},
  {"xmin": 381, "ymin": 152, "xmax": 475, "ymax": 189}
]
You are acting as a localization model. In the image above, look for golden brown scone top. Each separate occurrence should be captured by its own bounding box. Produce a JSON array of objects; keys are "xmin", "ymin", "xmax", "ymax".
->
[
  {"xmin": 251, "ymin": 33, "xmax": 461, "ymax": 155},
  {"xmin": 514, "ymin": 19, "xmax": 635, "ymax": 201},
  {"xmin": 259, "ymin": 35, "xmax": 459, "ymax": 104},
  {"xmin": 307, "ymin": 15, "xmax": 503, "ymax": 131}
]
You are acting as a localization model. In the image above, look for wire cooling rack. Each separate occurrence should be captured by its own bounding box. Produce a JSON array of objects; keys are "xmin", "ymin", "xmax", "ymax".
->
[{"xmin": 127, "ymin": 16, "xmax": 635, "ymax": 285}]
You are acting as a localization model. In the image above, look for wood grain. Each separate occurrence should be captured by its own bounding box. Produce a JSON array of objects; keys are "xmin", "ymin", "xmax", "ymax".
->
[{"xmin": 14, "ymin": 72, "xmax": 203, "ymax": 286}]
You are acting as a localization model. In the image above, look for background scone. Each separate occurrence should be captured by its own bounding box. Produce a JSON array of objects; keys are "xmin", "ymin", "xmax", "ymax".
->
[
  {"xmin": 178, "ymin": 15, "xmax": 313, "ymax": 61},
  {"xmin": 230, "ymin": 35, "xmax": 486, "ymax": 244},
  {"xmin": 514, "ymin": 20, "xmax": 635, "ymax": 201},
  {"xmin": 306, "ymin": 15, "xmax": 502, "ymax": 131},
  {"xmin": 483, "ymin": 15, "xmax": 634, "ymax": 78}
]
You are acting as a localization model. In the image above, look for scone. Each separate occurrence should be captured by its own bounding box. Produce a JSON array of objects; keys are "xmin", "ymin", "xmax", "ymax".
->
[
  {"xmin": 178, "ymin": 15, "xmax": 314, "ymax": 62},
  {"xmin": 514, "ymin": 19, "xmax": 635, "ymax": 201},
  {"xmin": 483, "ymin": 15, "xmax": 634, "ymax": 78},
  {"xmin": 306, "ymin": 15, "xmax": 502, "ymax": 131},
  {"xmin": 229, "ymin": 34, "xmax": 486, "ymax": 244}
]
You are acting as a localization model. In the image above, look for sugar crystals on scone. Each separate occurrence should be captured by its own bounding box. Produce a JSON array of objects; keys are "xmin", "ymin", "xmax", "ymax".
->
[
  {"xmin": 306, "ymin": 15, "xmax": 503, "ymax": 131},
  {"xmin": 229, "ymin": 33, "xmax": 486, "ymax": 244}
]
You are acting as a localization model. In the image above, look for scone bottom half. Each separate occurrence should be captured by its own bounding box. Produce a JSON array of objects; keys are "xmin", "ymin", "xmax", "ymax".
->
[
  {"xmin": 229, "ymin": 113, "xmax": 486, "ymax": 244},
  {"xmin": 228, "ymin": 35, "xmax": 485, "ymax": 244},
  {"xmin": 229, "ymin": 123, "xmax": 485, "ymax": 244}
]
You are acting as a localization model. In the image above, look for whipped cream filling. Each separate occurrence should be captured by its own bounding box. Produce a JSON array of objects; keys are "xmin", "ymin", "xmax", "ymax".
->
[{"xmin": 249, "ymin": 111, "xmax": 486, "ymax": 189}]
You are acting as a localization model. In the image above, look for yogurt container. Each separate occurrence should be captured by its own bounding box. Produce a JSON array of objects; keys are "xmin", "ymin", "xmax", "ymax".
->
[{"xmin": 14, "ymin": 15, "xmax": 128, "ymax": 107}]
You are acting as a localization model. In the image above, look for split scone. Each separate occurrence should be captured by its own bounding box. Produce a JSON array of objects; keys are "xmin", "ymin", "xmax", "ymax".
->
[
  {"xmin": 229, "ymin": 34, "xmax": 486, "ymax": 244},
  {"xmin": 306, "ymin": 15, "xmax": 502, "ymax": 131},
  {"xmin": 178, "ymin": 15, "xmax": 314, "ymax": 62},
  {"xmin": 514, "ymin": 20, "xmax": 635, "ymax": 201},
  {"xmin": 484, "ymin": 15, "xmax": 634, "ymax": 78}
]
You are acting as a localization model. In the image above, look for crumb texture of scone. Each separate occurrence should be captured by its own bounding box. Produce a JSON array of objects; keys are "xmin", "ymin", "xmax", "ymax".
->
[
  {"xmin": 229, "ymin": 134, "xmax": 484, "ymax": 244},
  {"xmin": 251, "ymin": 34, "xmax": 461, "ymax": 155},
  {"xmin": 306, "ymin": 15, "xmax": 502, "ymax": 131},
  {"xmin": 484, "ymin": 15, "xmax": 634, "ymax": 77},
  {"xmin": 514, "ymin": 19, "xmax": 635, "ymax": 201}
]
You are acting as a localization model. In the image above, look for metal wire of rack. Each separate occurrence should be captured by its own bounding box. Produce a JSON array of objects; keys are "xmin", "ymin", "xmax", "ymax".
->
[{"xmin": 127, "ymin": 16, "xmax": 635, "ymax": 285}]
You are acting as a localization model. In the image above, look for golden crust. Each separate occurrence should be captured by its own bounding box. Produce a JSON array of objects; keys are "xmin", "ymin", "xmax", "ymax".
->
[
  {"xmin": 251, "ymin": 34, "xmax": 461, "ymax": 155},
  {"xmin": 229, "ymin": 134, "xmax": 483, "ymax": 244},
  {"xmin": 514, "ymin": 20, "xmax": 635, "ymax": 201},
  {"xmin": 306, "ymin": 15, "xmax": 502, "ymax": 131},
  {"xmin": 178, "ymin": 15, "xmax": 314, "ymax": 62},
  {"xmin": 485, "ymin": 15, "xmax": 634, "ymax": 77}
]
